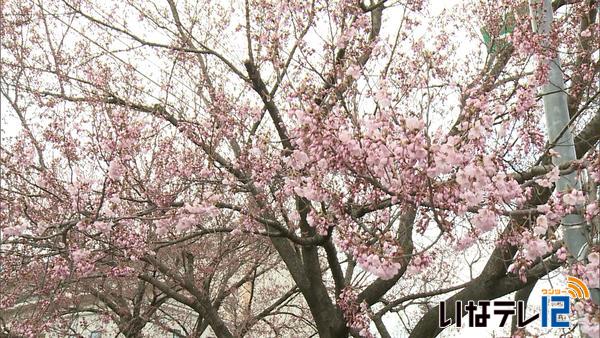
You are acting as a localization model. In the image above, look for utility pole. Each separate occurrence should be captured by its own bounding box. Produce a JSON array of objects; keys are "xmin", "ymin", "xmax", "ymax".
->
[{"xmin": 529, "ymin": 0, "xmax": 599, "ymax": 304}]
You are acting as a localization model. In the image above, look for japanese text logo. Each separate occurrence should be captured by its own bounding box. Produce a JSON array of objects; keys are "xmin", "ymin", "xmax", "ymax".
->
[{"xmin": 438, "ymin": 276, "xmax": 589, "ymax": 329}]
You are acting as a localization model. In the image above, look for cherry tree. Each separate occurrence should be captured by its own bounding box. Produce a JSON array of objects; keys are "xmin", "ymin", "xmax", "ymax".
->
[{"xmin": 1, "ymin": 0, "xmax": 599, "ymax": 337}]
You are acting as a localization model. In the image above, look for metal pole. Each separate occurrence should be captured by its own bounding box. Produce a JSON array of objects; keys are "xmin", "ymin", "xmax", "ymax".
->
[{"xmin": 528, "ymin": 0, "xmax": 599, "ymax": 304}]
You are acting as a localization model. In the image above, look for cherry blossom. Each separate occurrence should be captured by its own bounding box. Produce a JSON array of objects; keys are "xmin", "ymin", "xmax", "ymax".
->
[{"xmin": 523, "ymin": 237, "xmax": 550, "ymax": 261}]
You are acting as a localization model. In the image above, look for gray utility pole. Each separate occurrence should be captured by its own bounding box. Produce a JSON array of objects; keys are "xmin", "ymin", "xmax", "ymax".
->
[{"xmin": 529, "ymin": 0, "xmax": 599, "ymax": 304}]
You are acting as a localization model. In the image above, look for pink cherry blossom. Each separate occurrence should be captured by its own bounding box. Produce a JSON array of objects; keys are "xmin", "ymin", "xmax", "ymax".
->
[
  {"xmin": 338, "ymin": 288, "xmax": 374, "ymax": 338},
  {"xmin": 404, "ymin": 117, "xmax": 421, "ymax": 131},
  {"xmin": 290, "ymin": 150, "xmax": 310, "ymax": 170},
  {"xmin": 562, "ymin": 190, "xmax": 585, "ymax": 206},
  {"xmin": 2, "ymin": 224, "xmax": 25, "ymax": 237},
  {"xmin": 582, "ymin": 252, "xmax": 599, "ymax": 288},
  {"xmin": 556, "ymin": 247, "xmax": 568, "ymax": 261},
  {"xmin": 580, "ymin": 314, "xmax": 599, "ymax": 338},
  {"xmin": 524, "ymin": 238, "xmax": 549, "ymax": 261},
  {"xmin": 580, "ymin": 29, "xmax": 592, "ymax": 38},
  {"xmin": 472, "ymin": 209, "xmax": 497, "ymax": 232},
  {"xmin": 346, "ymin": 65, "xmax": 361, "ymax": 80},
  {"xmin": 374, "ymin": 87, "xmax": 392, "ymax": 108},
  {"xmin": 108, "ymin": 159, "xmax": 124, "ymax": 180},
  {"xmin": 356, "ymin": 253, "xmax": 402, "ymax": 280},
  {"xmin": 533, "ymin": 215, "xmax": 548, "ymax": 235},
  {"xmin": 154, "ymin": 218, "xmax": 171, "ymax": 236},
  {"xmin": 176, "ymin": 215, "xmax": 195, "ymax": 232},
  {"xmin": 93, "ymin": 221, "xmax": 111, "ymax": 234},
  {"xmin": 585, "ymin": 202, "xmax": 598, "ymax": 221},
  {"xmin": 535, "ymin": 166, "xmax": 560, "ymax": 187}
]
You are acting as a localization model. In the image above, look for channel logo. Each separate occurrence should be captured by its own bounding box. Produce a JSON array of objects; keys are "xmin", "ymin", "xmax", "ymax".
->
[
  {"xmin": 566, "ymin": 276, "xmax": 590, "ymax": 299},
  {"xmin": 540, "ymin": 276, "xmax": 589, "ymax": 328},
  {"xmin": 542, "ymin": 276, "xmax": 590, "ymax": 299},
  {"xmin": 438, "ymin": 276, "xmax": 590, "ymax": 329}
]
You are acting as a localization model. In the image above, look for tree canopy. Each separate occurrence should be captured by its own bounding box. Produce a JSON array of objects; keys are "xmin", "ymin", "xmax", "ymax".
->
[{"xmin": 1, "ymin": 0, "xmax": 599, "ymax": 337}]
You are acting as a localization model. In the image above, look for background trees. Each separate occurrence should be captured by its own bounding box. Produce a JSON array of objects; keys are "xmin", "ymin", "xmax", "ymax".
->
[{"xmin": 1, "ymin": 0, "xmax": 599, "ymax": 337}]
